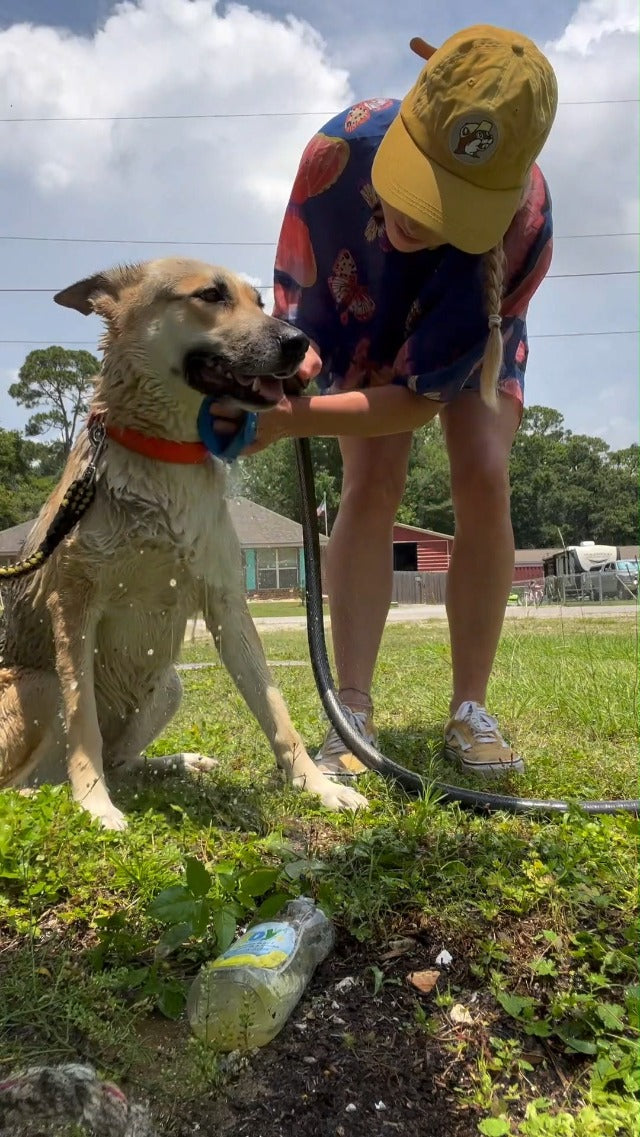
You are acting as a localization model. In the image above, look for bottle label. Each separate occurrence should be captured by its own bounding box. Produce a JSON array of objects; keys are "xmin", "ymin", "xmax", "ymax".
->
[{"xmin": 212, "ymin": 921, "xmax": 296, "ymax": 971}]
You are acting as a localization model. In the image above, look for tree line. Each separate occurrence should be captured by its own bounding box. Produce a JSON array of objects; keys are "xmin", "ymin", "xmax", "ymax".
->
[
  {"xmin": 1, "ymin": 346, "xmax": 637, "ymax": 548},
  {"xmin": 238, "ymin": 405, "xmax": 637, "ymax": 548}
]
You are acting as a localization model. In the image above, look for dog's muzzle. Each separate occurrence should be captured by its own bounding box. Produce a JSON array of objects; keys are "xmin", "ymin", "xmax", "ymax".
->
[{"xmin": 184, "ymin": 336, "xmax": 307, "ymax": 410}]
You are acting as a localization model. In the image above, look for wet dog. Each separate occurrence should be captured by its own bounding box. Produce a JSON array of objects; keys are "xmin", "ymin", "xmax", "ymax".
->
[{"xmin": 0, "ymin": 259, "xmax": 366, "ymax": 828}]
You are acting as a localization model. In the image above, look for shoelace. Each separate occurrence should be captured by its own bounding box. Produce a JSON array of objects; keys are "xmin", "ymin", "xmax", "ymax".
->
[
  {"xmin": 321, "ymin": 708, "xmax": 372, "ymax": 758},
  {"xmin": 454, "ymin": 701, "xmax": 504, "ymax": 745}
]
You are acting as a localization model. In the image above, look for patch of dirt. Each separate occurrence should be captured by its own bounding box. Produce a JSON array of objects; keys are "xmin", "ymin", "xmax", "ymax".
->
[
  {"xmin": 1, "ymin": 920, "xmax": 571, "ymax": 1137},
  {"xmin": 140, "ymin": 931, "xmax": 506, "ymax": 1137}
]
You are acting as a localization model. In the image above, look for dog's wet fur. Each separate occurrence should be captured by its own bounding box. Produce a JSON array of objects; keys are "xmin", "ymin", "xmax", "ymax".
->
[{"xmin": 0, "ymin": 259, "xmax": 366, "ymax": 829}]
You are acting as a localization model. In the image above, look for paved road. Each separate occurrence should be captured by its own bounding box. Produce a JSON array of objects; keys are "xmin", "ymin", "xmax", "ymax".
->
[{"xmin": 187, "ymin": 602, "xmax": 635, "ymax": 637}]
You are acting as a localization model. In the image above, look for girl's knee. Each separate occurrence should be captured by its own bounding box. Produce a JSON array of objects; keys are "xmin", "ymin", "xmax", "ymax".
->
[{"xmin": 452, "ymin": 458, "xmax": 511, "ymax": 526}]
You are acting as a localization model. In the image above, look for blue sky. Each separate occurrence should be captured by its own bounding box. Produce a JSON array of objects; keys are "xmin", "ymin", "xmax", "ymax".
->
[{"xmin": 0, "ymin": 0, "xmax": 637, "ymax": 449}]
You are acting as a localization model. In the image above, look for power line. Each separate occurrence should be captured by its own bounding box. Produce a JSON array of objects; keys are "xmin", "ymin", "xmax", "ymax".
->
[
  {"xmin": 0, "ymin": 97, "xmax": 637, "ymax": 124},
  {"xmin": 0, "ymin": 235, "xmax": 276, "ymax": 247},
  {"xmin": 0, "ymin": 111, "xmax": 338, "ymax": 123},
  {"xmin": 529, "ymin": 330, "xmax": 638, "ymax": 339},
  {"xmin": 560, "ymin": 98, "xmax": 638, "ymax": 105},
  {"xmin": 546, "ymin": 270, "xmax": 638, "ymax": 279},
  {"xmin": 0, "ymin": 231, "xmax": 637, "ymax": 248},
  {"xmin": 0, "ymin": 269, "xmax": 637, "ymax": 294},
  {"xmin": 0, "ymin": 330, "xmax": 637, "ymax": 346},
  {"xmin": 556, "ymin": 232, "xmax": 639, "ymax": 240}
]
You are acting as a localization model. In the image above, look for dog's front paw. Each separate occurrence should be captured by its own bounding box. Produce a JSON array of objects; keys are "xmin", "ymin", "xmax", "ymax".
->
[
  {"xmin": 295, "ymin": 770, "xmax": 368, "ymax": 813},
  {"xmin": 317, "ymin": 780, "xmax": 369, "ymax": 813},
  {"xmin": 73, "ymin": 782, "xmax": 128, "ymax": 831},
  {"xmin": 88, "ymin": 801, "xmax": 128, "ymax": 831}
]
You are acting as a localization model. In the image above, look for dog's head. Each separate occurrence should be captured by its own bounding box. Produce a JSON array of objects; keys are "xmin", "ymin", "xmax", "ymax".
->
[{"xmin": 54, "ymin": 258, "xmax": 308, "ymax": 411}]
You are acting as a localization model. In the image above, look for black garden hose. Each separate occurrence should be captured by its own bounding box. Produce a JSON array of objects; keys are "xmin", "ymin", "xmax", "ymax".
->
[{"xmin": 294, "ymin": 437, "xmax": 639, "ymax": 817}]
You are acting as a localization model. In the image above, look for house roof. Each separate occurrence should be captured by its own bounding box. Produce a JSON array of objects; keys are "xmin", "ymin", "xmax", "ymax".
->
[
  {"xmin": 0, "ymin": 520, "xmax": 35, "ymax": 556},
  {"xmin": 0, "ymin": 497, "xmax": 327, "ymax": 557},
  {"xmin": 392, "ymin": 522, "xmax": 454, "ymax": 540},
  {"xmin": 228, "ymin": 496, "xmax": 327, "ymax": 547},
  {"xmin": 514, "ymin": 548, "xmax": 561, "ymax": 565}
]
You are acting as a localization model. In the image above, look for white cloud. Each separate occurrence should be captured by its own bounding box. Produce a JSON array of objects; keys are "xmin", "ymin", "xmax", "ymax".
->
[
  {"xmin": 517, "ymin": 0, "xmax": 639, "ymax": 447},
  {"xmin": 0, "ymin": 0, "xmax": 351, "ymax": 439},
  {"xmin": 537, "ymin": 1, "xmax": 638, "ymax": 241},
  {"xmin": 0, "ymin": 0, "xmax": 350, "ymax": 232},
  {"xmin": 0, "ymin": 0, "xmax": 636, "ymax": 449},
  {"xmin": 552, "ymin": 0, "xmax": 638, "ymax": 54}
]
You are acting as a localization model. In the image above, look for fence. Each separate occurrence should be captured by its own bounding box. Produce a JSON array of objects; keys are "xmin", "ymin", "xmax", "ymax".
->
[
  {"xmin": 392, "ymin": 571, "xmax": 448, "ymax": 605},
  {"xmin": 540, "ymin": 570, "xmax": 637, "ymax": 605},
  {"xmin": 391, "ymin": 570, "xmax": 638, "ymax": 607}
]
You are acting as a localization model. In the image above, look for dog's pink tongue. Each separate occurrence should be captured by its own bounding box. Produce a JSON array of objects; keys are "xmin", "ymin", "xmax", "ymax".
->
[{"xmin": 257, "ymin": 377, "xmax": 284, "ymax": 403}]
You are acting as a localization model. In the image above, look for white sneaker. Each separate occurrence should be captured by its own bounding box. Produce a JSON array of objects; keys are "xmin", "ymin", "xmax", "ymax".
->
[
  {"xmin": 314, "ymin": 708, "xmax": 377, "ymax": 780},
  {"xmin": 444, "ymin": 701, "xmax": 524, "ymax": 777}
]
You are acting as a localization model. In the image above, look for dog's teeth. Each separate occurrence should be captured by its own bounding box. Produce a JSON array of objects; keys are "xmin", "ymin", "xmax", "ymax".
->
[{"xmin": 252, "ymin": 379, "xmax": 260, "ymax": 392}]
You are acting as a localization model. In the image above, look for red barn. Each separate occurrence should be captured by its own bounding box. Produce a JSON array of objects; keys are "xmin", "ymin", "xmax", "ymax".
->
[
  {"xmin": 392, "ymin": 530, "xmax": 567, "ymax": 584},
  {"xmin": 392, "ymin": 524, "xmax": 454, "ymax": 572},
  {"xmin": 512, "ymin": 549, "xmax": 557, "ymax": 582}
]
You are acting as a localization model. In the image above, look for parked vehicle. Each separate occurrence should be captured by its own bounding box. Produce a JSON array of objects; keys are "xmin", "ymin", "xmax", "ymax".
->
[
  {"xmin": 614, "ymin": 559, "xmax": 639, "ymax": 598},
  {"xmin": 542, "ymin": 542, "xmax": 636, "ymax": 601}
]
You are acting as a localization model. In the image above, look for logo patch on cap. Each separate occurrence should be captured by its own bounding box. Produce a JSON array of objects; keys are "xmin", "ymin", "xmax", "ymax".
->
[{"xmin": 449, "ymin": 113, "xmax": 499, "ymax": 165}]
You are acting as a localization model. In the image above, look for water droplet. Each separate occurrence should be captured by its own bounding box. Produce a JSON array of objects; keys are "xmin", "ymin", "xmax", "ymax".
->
[
  {"xmin": 118, "ymin": 582, "xmax": 124, "ymax": 589},
  {"xmin": 147, "ymin": 648, "xmax": 154, "ymax": 656},
  {"xmin": 33, "ymin": 719, "xmax": 39, "ymax": 726},
  {"xmin": 169, "ymin": 579, "xmax": 177, "ymax": 587}
]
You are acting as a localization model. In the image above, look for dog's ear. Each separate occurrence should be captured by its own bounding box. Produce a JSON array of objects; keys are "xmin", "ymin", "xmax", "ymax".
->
[{"xmin": 54, "ymin": 263, "xmax": 146, "ymax": 316}]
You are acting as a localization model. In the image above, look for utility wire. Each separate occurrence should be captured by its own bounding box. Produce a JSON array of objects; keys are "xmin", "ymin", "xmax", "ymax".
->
[
  {"xmin": 0, "ymin": 270, "xmax": 638, "ymax": 294},
  {"xmin": 0, "ymin": 330, "xmax": 637, "ymax": 346},
  {"xmin": 0, "ymin": 231, "xmax": 637, "ymax": 247},
  {"xmin": 0, "ymin": 97, "xmax": 637, "ymax": 123}
]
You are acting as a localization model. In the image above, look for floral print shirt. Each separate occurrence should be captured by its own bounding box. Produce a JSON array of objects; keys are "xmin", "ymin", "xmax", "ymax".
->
[{"xmin": 273, "ymin": 99, "xmax": 553, "ymax": 404}]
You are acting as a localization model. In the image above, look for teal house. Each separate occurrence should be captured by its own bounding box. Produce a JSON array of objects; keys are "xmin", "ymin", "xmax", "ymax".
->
[{"xmin": 228, "ymin": 497, "xmax": 327, "ymax": 596}]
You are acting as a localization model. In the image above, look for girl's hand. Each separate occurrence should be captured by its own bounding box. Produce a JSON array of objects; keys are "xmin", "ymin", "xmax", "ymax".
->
[{"xmin": 297, "ymin": 343, "xmax": 322, "ymax": 385}]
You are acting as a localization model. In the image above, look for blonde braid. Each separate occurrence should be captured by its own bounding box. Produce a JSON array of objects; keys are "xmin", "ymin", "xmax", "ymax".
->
[{"xmin": 480, "ymin": 241, "xmax": 506, "ymax": 410}]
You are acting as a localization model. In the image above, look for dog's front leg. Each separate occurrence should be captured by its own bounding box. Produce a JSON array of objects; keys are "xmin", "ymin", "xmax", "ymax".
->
[
  {"xmin": 203, "ymin": 587, "xmax": 367, "ymax": 813},
  {"xmin": 46, "ymin": 578, "xmax": 126, "ymax": 830}
]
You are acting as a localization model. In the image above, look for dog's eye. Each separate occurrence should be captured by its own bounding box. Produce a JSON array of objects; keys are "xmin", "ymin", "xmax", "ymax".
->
[{"xmin": 196, "ymin": 287, "xmax": 225, "ymax": 304}]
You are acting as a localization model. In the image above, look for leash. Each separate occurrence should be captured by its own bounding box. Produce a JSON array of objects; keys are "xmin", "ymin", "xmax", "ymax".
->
[
  {"xmin": 0, "ymin": 1064, "xmax": 157, "ymax": 1136},
  {"xmin": 0, "ymin": 419, "xmax": 106, "ymax": 582}
]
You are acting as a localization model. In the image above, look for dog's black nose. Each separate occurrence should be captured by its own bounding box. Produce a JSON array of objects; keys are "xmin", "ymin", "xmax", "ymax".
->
[{"xmin": 279, "ymin": 327, "xmax": 309, "ymax": 366}]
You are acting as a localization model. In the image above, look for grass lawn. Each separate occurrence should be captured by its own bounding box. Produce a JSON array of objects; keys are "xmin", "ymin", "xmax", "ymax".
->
[
  {"xmin": 247, "ymin": 600, "xmax": 309, "ymax": 618},
  {"xmin": 0, "ymin": 617, "xmax": 637, "ymax": 1136},
  {"xmin": 246, "ymin": 600, "xmax": 327, "ymax": 618}
]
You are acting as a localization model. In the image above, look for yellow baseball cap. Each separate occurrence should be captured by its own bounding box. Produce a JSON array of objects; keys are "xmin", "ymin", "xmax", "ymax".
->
[{"xmin": 371, "ymin": 26, "xmax": 558, "ymax": 255}]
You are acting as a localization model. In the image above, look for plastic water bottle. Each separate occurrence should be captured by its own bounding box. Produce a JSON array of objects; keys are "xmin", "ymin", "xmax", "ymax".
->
[{"xmin": 186, "ymin": 897, "xmax": 335, "ymax": 1051}]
